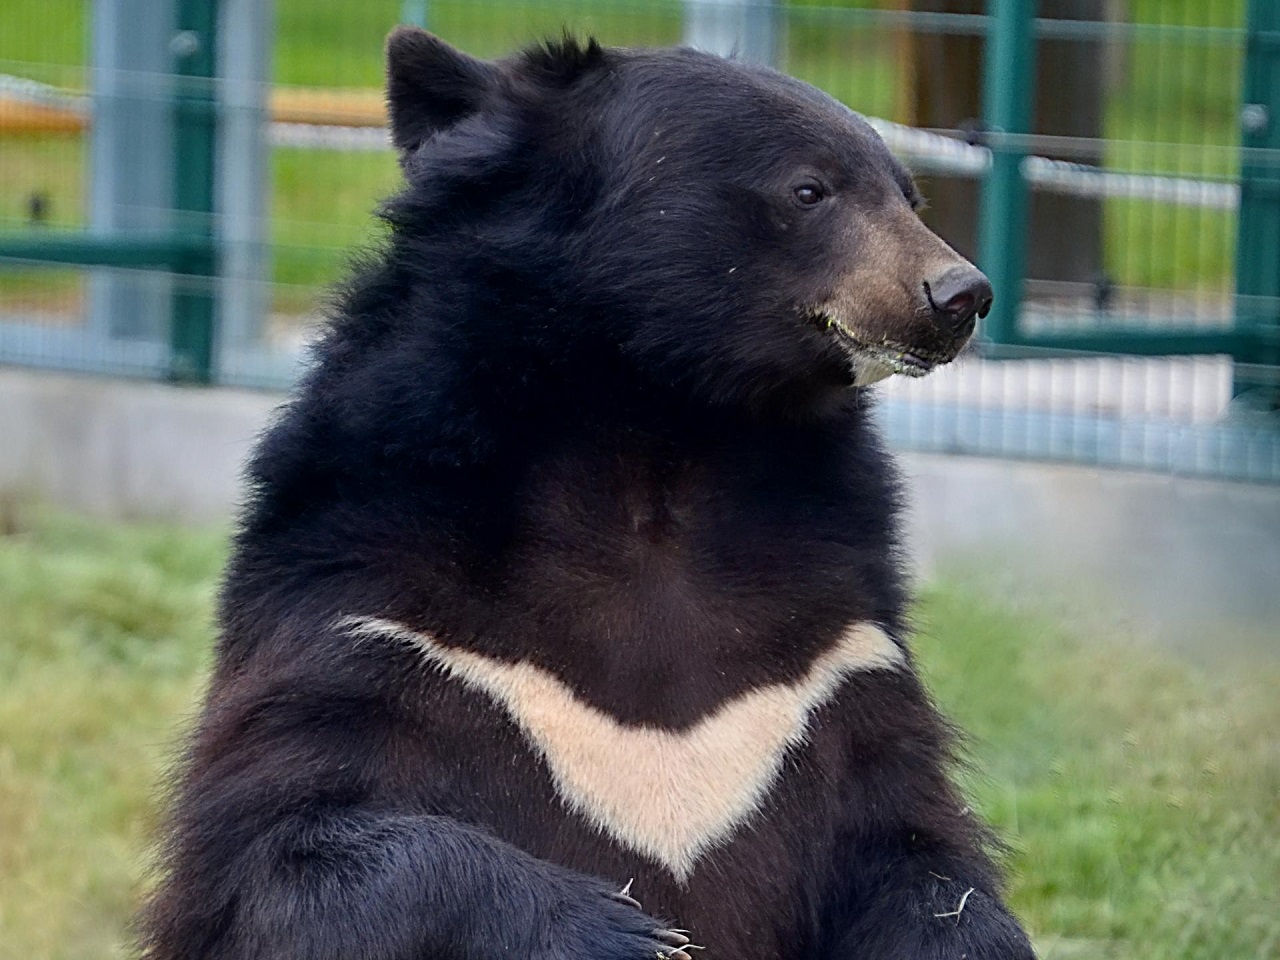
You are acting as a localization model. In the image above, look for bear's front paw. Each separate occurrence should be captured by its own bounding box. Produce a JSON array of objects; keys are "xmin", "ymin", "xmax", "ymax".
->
[
  {"xmin": 923, "ymin": 887, "xmax": 1035, "ymax": 960},
  {"xmin": 603, "ymin": 883, "xmax": 699, "ymax": 960},
  {"xmin": 543, "ymin": 877, "xmax": 698, "ymax": 960},
  {"xmin": 841, "ymin": 885, "xmax": 1034, "ymax": 960}
]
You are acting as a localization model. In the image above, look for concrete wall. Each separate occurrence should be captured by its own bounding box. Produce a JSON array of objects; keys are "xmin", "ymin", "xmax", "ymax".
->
[
  {"xmin": 0, "ymin": 367, "xmax": 278, "ymax": 522},
  {"xmin": 2, "ymin": 367, "xmax": 1276, "ymax": 655},
  {"xmin": 899, "ymin": 454, "xmax": 1280, "ymax": 659}
]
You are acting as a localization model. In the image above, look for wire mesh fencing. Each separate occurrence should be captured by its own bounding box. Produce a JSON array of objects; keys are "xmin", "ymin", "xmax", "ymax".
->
[{"xmin": 1, "ymin": 0, "xmax": 1277, "ymax": 482}]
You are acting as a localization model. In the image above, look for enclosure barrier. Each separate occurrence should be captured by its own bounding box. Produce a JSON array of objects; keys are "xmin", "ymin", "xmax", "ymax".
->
[{"xmin": 1, "ymin": 0, "xmax": 1278, "ymax": 482}]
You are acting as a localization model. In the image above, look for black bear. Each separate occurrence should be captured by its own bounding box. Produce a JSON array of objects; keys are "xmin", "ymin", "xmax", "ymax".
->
[{"xmin": 141, "ymin": 29, "xmax": 1033, "ymax": 960}]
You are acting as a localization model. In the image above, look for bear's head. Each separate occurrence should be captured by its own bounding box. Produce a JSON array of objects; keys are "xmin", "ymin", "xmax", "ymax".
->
[{"xmin": 384, "ymin": 28, "xmax": 990, "ymax": 413}]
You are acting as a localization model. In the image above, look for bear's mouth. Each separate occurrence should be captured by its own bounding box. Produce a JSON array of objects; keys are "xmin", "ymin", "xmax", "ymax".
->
[{"xmin": 806, "ymin": 310, "xmax": 949, "ymax": 385}]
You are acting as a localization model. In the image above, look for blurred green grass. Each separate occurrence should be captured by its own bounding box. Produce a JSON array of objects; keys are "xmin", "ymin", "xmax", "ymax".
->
[
  {"xmin": 0, "ymin": 0, "xmax": 1251, "ymax": 308},
  {"xmin": 0, "ymin": 512, "xmax": 221, "ymax": 960},
  {"xmin": 0, "ymin": 509, "xmax": 1276, "ymax": 960}
]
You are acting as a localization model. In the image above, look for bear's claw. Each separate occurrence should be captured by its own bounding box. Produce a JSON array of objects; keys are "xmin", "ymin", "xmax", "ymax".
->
[{"xmin": 609, "ymin": 891, "xmax": 643, "ymax": 910}]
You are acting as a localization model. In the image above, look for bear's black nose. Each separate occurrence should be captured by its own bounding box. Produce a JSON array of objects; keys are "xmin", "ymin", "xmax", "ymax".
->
[{"xmin": 925, "ymin": 267, "xmax": 993, "ymax": 339}]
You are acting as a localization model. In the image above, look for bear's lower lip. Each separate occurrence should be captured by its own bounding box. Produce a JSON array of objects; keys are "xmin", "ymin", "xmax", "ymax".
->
[
  {"xmin": 889, "ymin": 350, "xmax": 936, "ymax": 377},
  {"xmin": 811, "ymin": 313, "xmax": 946, "ymax": 379},
  {"xmin": 859, "ymin": 345, "xmax": 936, "ymax": 378}
]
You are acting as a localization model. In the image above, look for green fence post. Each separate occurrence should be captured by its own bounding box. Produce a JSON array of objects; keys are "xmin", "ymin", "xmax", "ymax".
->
[
  {"xmin": 169, "ymin": 0, "xmax": 219, "ymax": 384},
  {"xmin": 1235, "ymin": 0, "xmax": 1280, "ymax": 408},
  {"xmin": 400, "ymin": 0, "xmax": 428, "ymax": 27},
  {"xmin": 977, "ymin": 0, "xmax": 1037, "ymax": 347}
]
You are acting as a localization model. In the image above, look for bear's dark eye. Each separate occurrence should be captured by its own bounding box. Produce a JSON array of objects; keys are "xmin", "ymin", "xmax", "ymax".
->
[{"xmin": 794, "ymin": 184, "xmax": 824, "ymax": 206}]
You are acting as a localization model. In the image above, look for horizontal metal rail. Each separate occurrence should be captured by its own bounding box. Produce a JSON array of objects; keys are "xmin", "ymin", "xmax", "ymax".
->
[
  {"xmin": 1005, "ymin": 329, "xmax": 1270, "ymax": 358},
  {"xmin": 0, "ymin": 232, "xmax": 211, "ymax": 268}
]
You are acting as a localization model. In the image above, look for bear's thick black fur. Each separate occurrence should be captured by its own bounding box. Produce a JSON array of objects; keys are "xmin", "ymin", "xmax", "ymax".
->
[{"xmin": 141, "ymin": 31, "xmax": 1032, "ymax": 960}]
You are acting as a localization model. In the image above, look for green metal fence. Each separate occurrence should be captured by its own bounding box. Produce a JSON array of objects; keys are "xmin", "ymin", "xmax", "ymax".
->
[{"xmin": 1, "ymin": 0, "xmax": 1278, "ymax": 481}]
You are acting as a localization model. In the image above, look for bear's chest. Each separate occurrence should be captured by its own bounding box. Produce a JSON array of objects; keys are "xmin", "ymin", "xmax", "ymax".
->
[
  {"xmin": 351, "ymin": 616, "xmax": 903, "ymax": 882},
  {"xmin": 481, "ymin": 448, "xmax": 902, "ymax": 727}
]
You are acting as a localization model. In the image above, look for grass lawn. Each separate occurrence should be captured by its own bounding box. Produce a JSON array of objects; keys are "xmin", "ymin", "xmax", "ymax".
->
[
  {"xmin": 0, "ymin": 508, "xmax": 1276, "ymax": 960},
  {"xmin": 0, "ymin": 0, "xmax": 1253, "ymax": 312}
]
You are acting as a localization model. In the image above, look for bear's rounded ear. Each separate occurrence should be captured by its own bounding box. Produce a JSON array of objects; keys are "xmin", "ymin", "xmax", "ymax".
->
[{"xmin": 386, "ymin": 26, "xmax": 500, "ymax": 154}]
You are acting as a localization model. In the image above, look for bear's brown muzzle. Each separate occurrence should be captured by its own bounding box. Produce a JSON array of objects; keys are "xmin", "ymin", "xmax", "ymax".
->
[{"xmin": 811, "ymin": 205, "xmax": 991, "ymax": 383}]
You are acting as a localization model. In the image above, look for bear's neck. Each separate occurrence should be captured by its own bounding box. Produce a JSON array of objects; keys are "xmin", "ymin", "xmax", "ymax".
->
[{"xmin": 228, "ymin": 392, "xmax": 907, "ymax": 725}]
